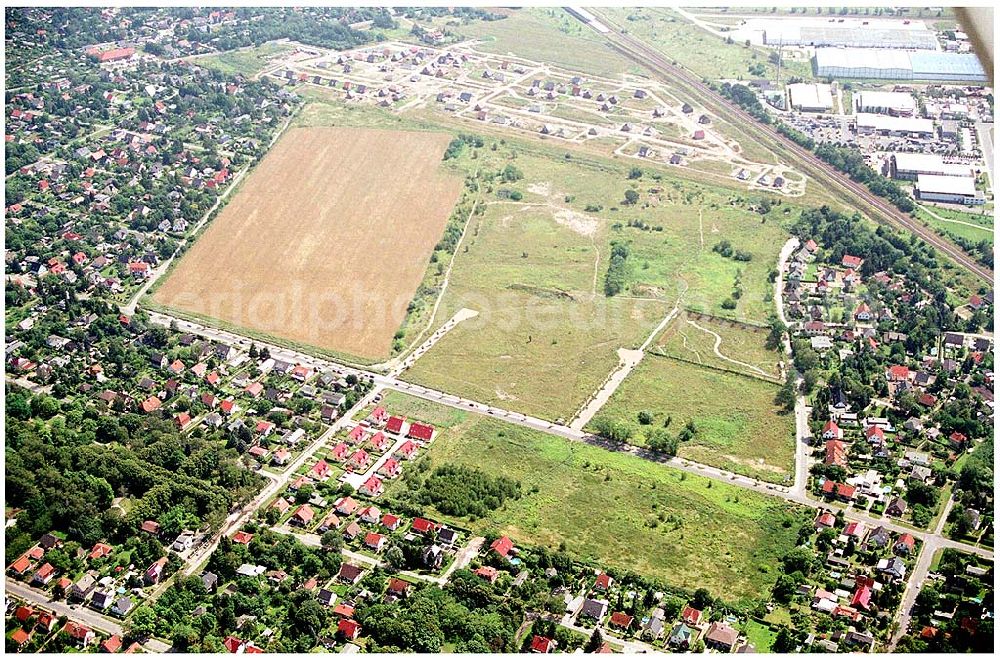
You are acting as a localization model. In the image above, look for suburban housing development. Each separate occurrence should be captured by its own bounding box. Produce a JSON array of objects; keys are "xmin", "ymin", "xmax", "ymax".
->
[{"xmin": 4, "ymin": 5, "xmax": 994, "ymax": 655}]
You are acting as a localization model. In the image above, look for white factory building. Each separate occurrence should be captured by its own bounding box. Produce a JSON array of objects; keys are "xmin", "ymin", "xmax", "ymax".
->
[
  {"xmin": 915, "ymin": 174, "xmax": 985, "ymax": 205},
  {"xmin": 888, "ymin": 153, "xmax": 974, "ymax": 180},
  {"xmin": 814, "ymin": 48, "xmax": 988, "ymax": 82},
  {"xmin": 788, "ymin": 83, "xmax": 834, "ymax": 112},
  {"xmin": 764, "ymin": 24, "xmax": 939, "ymax": 49},
  {"xmin": 855, "ymin": 113, "xmax": 935, "ymax": 137},
  {"xmin": 854, "ymin": 91, "xmax": 916, "ymax": 117}
]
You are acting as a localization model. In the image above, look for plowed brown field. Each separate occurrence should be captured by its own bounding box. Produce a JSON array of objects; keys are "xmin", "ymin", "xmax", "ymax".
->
[{"xmin": 154, "ymin": 126, "xmax": 462, "ymax": 360}]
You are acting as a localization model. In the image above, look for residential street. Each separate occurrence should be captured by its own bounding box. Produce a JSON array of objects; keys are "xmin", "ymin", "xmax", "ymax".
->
[{"xmin": 4, "ymin": 579, "xmax": 171, "ymax": 653}]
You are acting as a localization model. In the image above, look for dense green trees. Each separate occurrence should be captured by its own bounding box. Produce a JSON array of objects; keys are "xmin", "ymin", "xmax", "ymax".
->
[
  {"xmin": 603, "ymin": 241, "xmax": 631, "ymax": 296},
  {"xmin": 415, "ymin": 465, "xmax": 521, "ymax": 519}
]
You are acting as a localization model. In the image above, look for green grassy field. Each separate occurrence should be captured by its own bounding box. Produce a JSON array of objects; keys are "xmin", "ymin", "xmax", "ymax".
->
[
  {"xmin": 653, "ymin": 311, "xmax": 783, "ymax": 381},
  {"xmin": 600, "ymin": 7, "xmax": 813, "ymax": 81},
  {"xmin": 588, "ymin": 355, "xmax": 794, "ymax": 483},
  {"xmin": 915, "ymin": 205, "xmax": 994, "ymax": 245},
  {"xmin": 455, "ymin": 7, "xmax": 642, "ymax": 78},
  {"xmin": 381, "ymin": 392, "xmax": 807, "ymax": 601},
  {"xmin": 743, "ymin": 619, "xmax": 778, "ymax": 652},
  {"xmin": 393, "ymin": 130, "xmax": 794, "ymax": 421},
  {"xmin": 197, "ymin": 42, "xmax": 293, "ymax": 77}
]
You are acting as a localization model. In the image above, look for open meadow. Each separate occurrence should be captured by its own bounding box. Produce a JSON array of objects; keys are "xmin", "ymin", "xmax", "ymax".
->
[
  {"xmin": 379, "ymin": 391, "xmax": 807, "ymax": 601},
  {"xmin": 588, "ymin": 355, "xmax": 795, "ymax": 483},
  {"xmin": 196, "ymin": 42, "xmax": 293, "ymax": 77},
  {"xmin": 454, "ymin": 7, "xmax": 641, "ymax": 78},
  {"xmin": 153, "ymin": 126, "xmax": 462, "ymax": 361},
  {"xmin": 653, "ymin": 311, "xmax": 783, "ymax": 381},
  {"xmin": 400, "ymin": 132, "xmax": 794, "ymax": 421}
]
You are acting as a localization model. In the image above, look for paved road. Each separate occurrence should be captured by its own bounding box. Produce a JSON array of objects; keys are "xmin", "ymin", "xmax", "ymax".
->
[
  {"xmin": 889, "ymin": 496, "xmax": 957, "ymax": 649},
  {"xmin": 5, "ymin": 579, "xmax": 171, "ymax": 652},
  {"xmin": 146, "ymin": 310, "xmax": 994, "ymax": 563}
]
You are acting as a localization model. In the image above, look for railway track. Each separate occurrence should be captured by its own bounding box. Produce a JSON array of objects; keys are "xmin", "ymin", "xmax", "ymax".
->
[{"xmin": 590, "ymin": 9, "xmax": 994, "ymax": 285}]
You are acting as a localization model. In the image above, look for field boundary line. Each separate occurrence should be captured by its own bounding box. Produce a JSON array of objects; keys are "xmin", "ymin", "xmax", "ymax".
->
[
  {"xmin": 645, "ymin": 349, "xmax": 782, "ymax": 386},
  {"xmin": 375, "ymin": 177, "xmax": 482, "ymax": 370},
  {"xmin": 680, "ymin": 307, "xmax": 770, "ymax": 330}
]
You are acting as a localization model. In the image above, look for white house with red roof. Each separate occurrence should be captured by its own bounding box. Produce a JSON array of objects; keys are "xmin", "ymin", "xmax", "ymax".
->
[
  {"xmin": 842, "ymin": 254, "xmax": 863, "ymax": 269},
  {"xmin": 821, "ymin": 420, "xmax": 842, "ymax": 440},
  {"xmin": 347, "ymin": 425, "xmax": 366, "ymax": 444},
  {"xmin": 330, "ymin": 442, "xmax": 351, "ymax": 462},
  {"xmin": 379, "ymin": 458, "xmax": 402, "ymax": 478},
  {"xmin": 491, "ymin": 535, "xmax": 515, "ymax": 559},
  {"xmin": 361, "ymin": 475, "xmax": 383, "ymax": 497},
  {"xmin": 364, "ymin": 532, "xmax": 387, "ymax": 551},
  {"xmin": 370, "ymin": 406, "xmax": 389, "ymax": 424},
  {"xmin": 347, "ymin": 449, "xmax": 370, "ymax": 471},
  {"xmin": 310, "ymin": 459, "xmax": 332, "ymax": 481},
  {"xmin": 395, "ymin": 440, "xmax": 418, "ymax": 460}
]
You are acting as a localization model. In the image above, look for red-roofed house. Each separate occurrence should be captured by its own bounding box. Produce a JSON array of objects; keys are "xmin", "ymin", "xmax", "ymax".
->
[
  {"xmin": 531, "ymin": 635, "xmax": 557, "ymax": 653},
  {"xmin": 822, "ymin": 420, "xmax": 842, "ymax": 440},
  {"xmin": 89, "ymin": 542, "xmax": 113, "ymax": 560},
  {"xmin": 395, "ymin": 440, "xmax": 418, "ymax": 460},
  {"xmin": 681, "ymin": 606, "xmax": 703, "ymax": 626},
  {"xmin": 347, "ymin": 449, "xmax": 370, "ymax": 471},
  {"xmin": 141, "ymin": 396, "xmax": 161, "ymax": 413},
  {"xmin": 63, "ymin": 621, "xmax": 96, "ymax": 647},
  {"xmin": 364, "ymin": 532, "xmax": 386, "ymax": 552},
  {"xmin": 310, "ymin": 459, "xmax": 332, "ymax": 481},
  {"xmin": 292, "ymin": 505, "xmax": 315, "ymax": 527},
  {"xmin": 175, "ymin": 412, "xmax": 192, "ymax": 430},
  {"xmin": 412, "ymin": 517, "xmax": 438, "ymax": 535},
  {"xmin": 361, "ymin": 476, "xmax": 383, "ymax": 497},
  {"xmin": 491, "ymin": 535, "xmax": 514, "ymax": 559},
  {"xmin": 949, "ymin": 432, "xmax": 968, "ymax": 450},
  {"xmin": 330, "ymin": 442, "xmax": 351, "ymax": 462},
  {"xmin": 851, "ymin": 585, "xmax": 872, "ymax": 610},
  {"xmin": 609, "ymin": 611, "xmax": 633, "ymax": 630},
  {"xmin": 101, "ymin": 634, "xmax": 123, "ymax": 653},
  {"xmin": 338, "ymin": 618, "xmax": 362, "ymax": 641},
  {"xmin": 9, "ymin": 555, "xmax": 32, "ymax": 575},
  {"xmin": 894, "ymin": 534, "xmax": 916, "ymax": 555},
  {"xmin": 379, "ymin": 458, "xmax": 402, "ymax": 478},
  {"xmin": 815, "ymin": 511, "xmax": 835, "ymax": 528},
  {"xmin": 369, "ymin": 431, "xmax": 391, "ymax": 452},
  {"xmin": 825, "ymin": 440, "xmax": 847, "ymax": 467},
  {"xmin": 369, "ymin": 406, "xmax": 389, "ymax": 426},
  {"xmin": 385, "ymin": 415, "xmax": 405, "ymax": 434},
  {"xmin": 347, "ymin": 425, "xmax": 366, "ymax": 444},
  {"xmin": 407, "ymin": 422, "xmax": 434, "ymax": 442},
  {"xmin": 233, "ymin": 531, "xmax": 254, "ymax": 545},
  {"xmin": 886, "ymin": 365, "xmax": 910, "ymax": 382},
  {"xmin": 10, "ymin": 628, "xmax": 30, "ymax": 648},
  {"xmin": 382, "ymin": 514, "xmax": 402, "ymax": 532},
  {"xmin": 594, "ymin": 572, "xmax": 613, "ymax": 592},
  {"xmin": 842, "ymin": 254, "xmax": 863, "ymax": 269}
]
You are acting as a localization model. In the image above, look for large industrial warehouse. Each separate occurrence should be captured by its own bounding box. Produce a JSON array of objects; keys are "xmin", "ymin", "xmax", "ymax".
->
[
  {"xmin": 788, "ymin": 83, "xmax": 834, "ymax": 112},
  {"xmin": 888, "ymin": 153, "xmax": 975, "ymax": 180},
  {"xmin": 855, "ymin": 113, "xmax": 935, "ymax": 137},
  {"xmin": 915, "ymin": 174, "xmax": 985, "ymax": 205},
  {"xmin": 814, "ymin": 48, "xmax": 987, "ymax": 81},
  {"xmin": 764, "ymin": 25, "xmax": 939, "ymax": 49},
  {"xmin": 854, "ymin": 91, "xmax": 916, "ymax": 116}
]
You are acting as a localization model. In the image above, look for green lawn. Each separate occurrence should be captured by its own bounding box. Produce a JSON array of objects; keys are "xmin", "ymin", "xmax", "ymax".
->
[
  {"xmin": 402, "ymin": 144, "xmax": 794, "ymax": 421},
  {"xmin": 588, "ymin": 355, "xmax": 794, "ymax": 483},
  {"xmin": 382, "ymin": 393, "xmax": 807, "ymax": 601},
  {"xmin": 197, "ymin": 42, "xmax": 293, "ymax": 77},
  {"xmin": 743, "ymin": 619, "xmax": 778, "ymax": 652}
]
